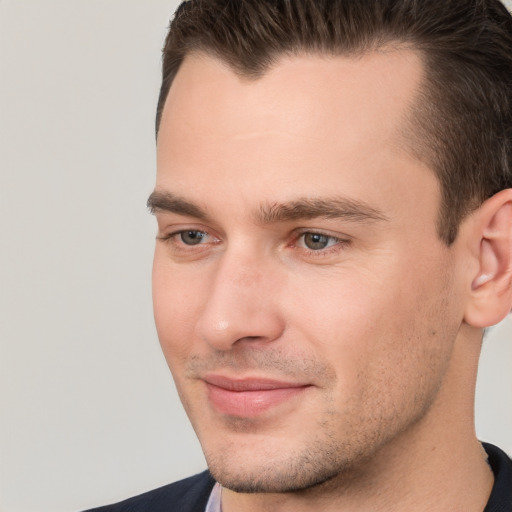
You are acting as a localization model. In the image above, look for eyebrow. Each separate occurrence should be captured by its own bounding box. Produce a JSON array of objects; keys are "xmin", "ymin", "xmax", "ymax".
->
[
  {"xmin": 257, "ymin": 197, "xmax": 388, "ymax": 224},
  {"xmin": 147, "ymin": 191, "xmax": 210, "ymax": 221},
  {"xmin": 147, "ymin": 191, "xmax": 388, "ymax": 224}
]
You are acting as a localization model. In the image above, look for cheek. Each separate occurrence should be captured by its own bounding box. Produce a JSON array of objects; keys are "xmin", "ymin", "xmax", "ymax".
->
[
  {"xmin": 281, "ymin": 269, "xmax": 391, "ymax": 411},
  {"xmin": 152, "ymin": 254, "xmax": 203, "ymax": 367},
  {"xmin": 286, "ymin": 265, "xmax": 394, "ymax": 354},
  {"xmin": 285, "ymin": 260, "xmax": 455, "ymax": 405}
]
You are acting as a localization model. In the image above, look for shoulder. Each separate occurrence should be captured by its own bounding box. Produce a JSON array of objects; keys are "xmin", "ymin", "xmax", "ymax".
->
[
  {"xmin": 483, "ymin": 443, "xmax": 512, "ymax": 512},
  {"xmin": 82, "ymin": 471, "xmax": 216, "ymax": 512}
]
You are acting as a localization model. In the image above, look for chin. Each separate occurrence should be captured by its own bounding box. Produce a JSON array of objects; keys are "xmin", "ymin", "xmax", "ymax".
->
[
  {"xmin": 209, "ymin": 459, "xmax": 345, "ymax": 494},
  {"xmin": 202, "ymin": 434, "xmax": 363, "ymax": 494}
]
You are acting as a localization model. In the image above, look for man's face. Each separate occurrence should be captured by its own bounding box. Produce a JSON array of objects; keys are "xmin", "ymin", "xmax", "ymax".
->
[{"xmin": 152, "ymin": 51, "xmax": 466, "ymax": 492}]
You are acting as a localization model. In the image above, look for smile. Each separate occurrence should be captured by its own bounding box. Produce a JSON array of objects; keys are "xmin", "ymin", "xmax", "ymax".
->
[{"xmin": 203, "ymin": 375, "xmax": 311, "ymax": 417}]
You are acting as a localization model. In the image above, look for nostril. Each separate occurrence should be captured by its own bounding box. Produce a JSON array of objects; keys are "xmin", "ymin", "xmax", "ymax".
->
[{"xmin": 235, "ymin": 335, "xmax": 268, "ymax": 344}]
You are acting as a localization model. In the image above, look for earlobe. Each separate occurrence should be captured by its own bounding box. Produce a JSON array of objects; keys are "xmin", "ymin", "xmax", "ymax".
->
[{"xmin": 464, "ymin": 189, "xmax": 512, "ymax": 328}]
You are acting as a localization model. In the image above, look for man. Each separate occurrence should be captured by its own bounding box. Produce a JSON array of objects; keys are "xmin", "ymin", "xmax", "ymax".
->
[{"xmin": 87, "ymin": 0, "xmax": 512, "ymax": 510}]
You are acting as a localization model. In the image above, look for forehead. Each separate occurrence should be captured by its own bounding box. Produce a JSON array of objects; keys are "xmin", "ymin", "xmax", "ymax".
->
[
  {"xmin": 156, "ymin": 50, "xmax": 437, "ymax": 229},
  {"xmin": 158, "ymin": 48, "xmax": 424, "ymax": 150}
]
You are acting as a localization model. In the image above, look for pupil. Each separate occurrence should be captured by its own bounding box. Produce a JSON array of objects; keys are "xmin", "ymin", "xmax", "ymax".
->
[
  {"xmin": 181, "ymin": 231, "xmax": 204, "ymax": 245},
  {"xmin": 305, "ymin": 233, "xmax": 329, "ymax": 250}
]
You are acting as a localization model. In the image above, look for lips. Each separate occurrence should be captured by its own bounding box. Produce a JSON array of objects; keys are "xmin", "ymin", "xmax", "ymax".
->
[{"xmin": 203, "ymin": 375, "xmax": 310, "ymax": 417}]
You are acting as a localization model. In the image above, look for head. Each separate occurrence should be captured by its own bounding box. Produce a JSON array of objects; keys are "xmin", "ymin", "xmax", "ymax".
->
[{"xmin": 150, "ymin": 0, "xmax": 512, "ymax": 498}]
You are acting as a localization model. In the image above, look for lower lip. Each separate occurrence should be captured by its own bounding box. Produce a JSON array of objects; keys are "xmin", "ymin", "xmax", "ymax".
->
[{"xmin": 206, "ymin": 383, "xmax": 308, "ymax": 417}]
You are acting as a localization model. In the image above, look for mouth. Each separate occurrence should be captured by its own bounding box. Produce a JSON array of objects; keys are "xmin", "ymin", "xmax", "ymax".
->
[{"xmin": 203, "ymin": 375, "xmax": 311, "ymax": 417}]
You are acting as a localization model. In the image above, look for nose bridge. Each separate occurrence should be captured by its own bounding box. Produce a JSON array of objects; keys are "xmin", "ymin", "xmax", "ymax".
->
[{"xmin": 195, "ymin": 246, "xmax": 283, "ymax": 350}]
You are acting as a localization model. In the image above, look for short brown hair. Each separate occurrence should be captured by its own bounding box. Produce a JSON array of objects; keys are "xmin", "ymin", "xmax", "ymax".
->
[{"xmin": 156, "ymin": 0, "xmax": 512, "ymax": 244}]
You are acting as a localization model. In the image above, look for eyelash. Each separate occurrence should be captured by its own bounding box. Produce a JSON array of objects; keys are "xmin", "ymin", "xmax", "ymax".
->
[
  {"xmin": 291, "ymin": 230, "xmax": 351, "ymax": 258},
  {"xmin": 157, "ymin": 230, "xmax": 218, "ymax": 250},
  {"xmin": 158, "ymin": 229, "xmax": 351, "ymax": 258}
]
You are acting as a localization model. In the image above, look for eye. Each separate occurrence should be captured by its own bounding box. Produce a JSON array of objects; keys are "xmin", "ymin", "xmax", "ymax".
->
[
  {"xmin": 179, "ymin": 230, "xmax": 207, "ymax": 245},
  {"xmin": 300, "ymin": 232, "xmax": 339, "ymax": 251}
]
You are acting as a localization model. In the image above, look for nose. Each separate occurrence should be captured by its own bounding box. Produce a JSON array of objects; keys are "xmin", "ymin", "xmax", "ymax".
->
[{"xmin": 195, "ymin": 251, "xmax": 285, "ymax": 351}]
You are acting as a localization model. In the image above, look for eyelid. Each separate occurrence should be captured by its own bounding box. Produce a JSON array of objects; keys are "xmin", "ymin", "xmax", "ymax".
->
[
  {"xmin": 291, "ymin": 229, "xmax": 352, "ymax": 257},
  {"xmin": 157, "ymin": 224, "xmax": 221, "ymax": 249},
  {"xmin": 293, "ymin": 227, "xmax": 350, "ymax": 243},
  {"xmin": 160, "ymin": 229, "xmax": 216, "ymax": 241}
]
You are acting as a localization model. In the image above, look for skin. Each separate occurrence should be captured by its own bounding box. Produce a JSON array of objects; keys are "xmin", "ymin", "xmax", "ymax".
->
[{"xmin": 152, "ymin": 51, "xmax": 496, "ymax": 511}]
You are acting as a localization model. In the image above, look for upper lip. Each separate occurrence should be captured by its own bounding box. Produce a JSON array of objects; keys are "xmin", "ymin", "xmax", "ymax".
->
[{"xmin": 203, "ymin": 374, "xmax": 310, "ymax": 391}]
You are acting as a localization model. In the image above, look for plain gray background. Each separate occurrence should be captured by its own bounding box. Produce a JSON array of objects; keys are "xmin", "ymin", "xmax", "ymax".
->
[{"xmin": 1, "ymin": 1, "xmax": 511, "ymax": 511}]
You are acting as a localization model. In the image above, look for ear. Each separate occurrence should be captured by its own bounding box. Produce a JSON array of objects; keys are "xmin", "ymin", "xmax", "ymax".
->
[{"xmin": 464, "ymin": 189, "xmax": 512, "ymax": 328}]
